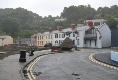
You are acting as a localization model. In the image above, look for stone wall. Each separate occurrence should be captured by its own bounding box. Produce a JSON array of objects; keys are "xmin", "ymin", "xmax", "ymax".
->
[{"xmin": 0, "ymin": 46, "xmax": 40, "ymax": 52}]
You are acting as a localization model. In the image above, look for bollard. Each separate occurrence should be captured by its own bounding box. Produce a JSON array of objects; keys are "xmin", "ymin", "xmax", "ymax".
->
[
  {"xmin": 19, "ymin": 50, "xmax": 26, "ymax": 62},
  {"xmin": 29, "ymin": 49, "xmax": 34, "ymax": 56}
]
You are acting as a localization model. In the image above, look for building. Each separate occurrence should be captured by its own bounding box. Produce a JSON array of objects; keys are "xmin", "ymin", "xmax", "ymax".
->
[
  {"xmin": 17, "ymin": 38, "xmax": 31, "ymax": 46},
  {"xmin": 31, "ymin": 34, "xmax": 37, "ymax": 46},
  {"xmin": 0, "ymin": 35, "xmax": 13, "ymax": 46},
  {"xmin": 55, "ymin": 18, "xmax": 66, "ymax": 22},
  {"xmin": 85, "ymin": 19, "xmax": 106, "ymax": 26},
  {"xmin": 37, "ymin": 33, "xmax": 44, "ymax": 47},
  {"xmin": 32, "ymin": 19, "xmax": 111, "ymax": 48},
  {"xmin": 80, "ymin": 19, "xmax": 111, "ymax": 48},
  {"xmin": 51, "ymin": 26, "xmax": 78, "ymax": 46},
  {"xmin": 44, "ymin": 31, "xmax": 53, "ymax": 45},
  {"xmin": 111, "ymin": 26, "xmax": 118, "ymax": 48}
]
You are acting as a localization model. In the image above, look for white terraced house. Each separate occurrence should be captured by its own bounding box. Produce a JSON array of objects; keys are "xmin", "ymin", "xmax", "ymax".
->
[
  {"xmin": 32, "ymin": 19, "xmax": 111, "ymax": 48},
  {"xmin": 78, "ymin": 19, "xmax": 111, "ymax": 48},
  {"xmin": 52, "ymin": 27, "xmax": 77, "ymax": 46}
]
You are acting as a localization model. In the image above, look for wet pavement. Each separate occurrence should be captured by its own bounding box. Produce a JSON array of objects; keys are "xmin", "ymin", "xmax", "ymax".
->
[
  {"xmin": 0, "ymin": 48, "xmax": 118, "ymax": 80},
  {"xmin": 33, "ymin": 48, "xmax": 118, "ymax": 80},
  {"xmin": 0, "ymin": 50, "xmax": 51, "ymax": 80}
]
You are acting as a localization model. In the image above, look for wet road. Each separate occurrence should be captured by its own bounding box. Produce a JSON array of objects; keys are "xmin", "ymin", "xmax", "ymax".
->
[{"xmin": 33, "ymin": 49, "xmax": 118, "ymax": 80}]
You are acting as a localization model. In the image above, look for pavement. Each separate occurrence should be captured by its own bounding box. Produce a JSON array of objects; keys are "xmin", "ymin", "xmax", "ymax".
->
[
  {"xmin": 94, "ymin": 53, "xmax": 118, "ymax": 67},
  {"xmin": 0, "ymin": 49, "xmax": 51, "ymax": 80},
  {"xmin": 0, "ymin": 48, "xmax": 118, "ymax": 80}
]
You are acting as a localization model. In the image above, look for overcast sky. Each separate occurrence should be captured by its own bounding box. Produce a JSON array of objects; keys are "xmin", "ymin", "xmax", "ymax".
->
[{"xmin": 0, "ymin": 0, "xmax": 118, "ymax": 17}]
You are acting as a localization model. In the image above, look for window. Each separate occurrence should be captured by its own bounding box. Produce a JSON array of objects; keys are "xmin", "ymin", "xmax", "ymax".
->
[
  {"xmin": 73, "ymin": 32, "xmax": 75, "ymax": 37},
  {"xmin": 55, "ymin": 34, "xmax": 58, "ymax": 38},
  {"xmin": 42, "ymin": 36, "xmax": 43, "ymax": 39},
  {"xmin": 84, "ymin": 40, "xmax": 86, "ymax": 44},
  {"xmin": 40, "ymin": 41, "xmax": 41, "ymax": 46},
  {"xmin": 62, "ymin": 33, "xmax": 65, "ymax": 38},
  {"xmin": 55, "ymin": 40, "xmax": 58, "ymax": 43},
  {"xmin": 40, "ymin": 36, "xmax": 41, "ymax": 40},
  {"xmin": 94, "ymin": 22, "xmax": 100, "ymax": 26},
  {"xmin": 42, "ymin": 41, "xmax": 43, "ymax": 45}
]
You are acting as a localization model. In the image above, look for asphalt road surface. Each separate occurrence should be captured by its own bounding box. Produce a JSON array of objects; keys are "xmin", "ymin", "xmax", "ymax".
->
[
  {"xmin": 0, "ymin": 48, "xmax": 117, "ymax": 80},
  {"xmin": 33, "ymin": 48, "xmax": 118, "ymax": 80}
]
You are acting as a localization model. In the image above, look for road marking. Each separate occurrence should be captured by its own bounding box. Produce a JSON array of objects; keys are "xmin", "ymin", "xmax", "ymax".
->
[
  {"xmin": 89, "ymin": 54, "xmax": 118, "ymax": 71},
  {"xmin": 27, "ymin": 55, "xmax": 46, "ymax": 80}
]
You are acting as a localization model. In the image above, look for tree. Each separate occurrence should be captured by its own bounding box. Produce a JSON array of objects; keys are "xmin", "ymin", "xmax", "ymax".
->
[
  {"xmin": 106, "ymin": 18, "xmax": 118, "ymax": 30},
  {"xmin": 61, "ymin": 5, "xmax": 96, "ymax": 24},
  {"xmin": 22, "ymin": 30, "xmax": 33, "ymax": 38},
  {"xmin": 61, "ymin": 6, "xmax": 79, "ymax": 23},
  {"xmin": 78, "ymin": 19, "xmax": 84, "ymax": 24},
  {"xmin": 1, "ymin": 17, "xmax": 20, "ymax": 37}
]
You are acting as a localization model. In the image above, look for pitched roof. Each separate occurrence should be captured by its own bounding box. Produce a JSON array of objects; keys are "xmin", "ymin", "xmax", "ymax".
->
[{"xmin": 0, "ymin": 35, "xmax": 8, "ymax": 39}]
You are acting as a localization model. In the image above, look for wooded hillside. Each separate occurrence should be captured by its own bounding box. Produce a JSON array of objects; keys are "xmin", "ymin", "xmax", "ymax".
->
[{"xmin": 0, "ymin": 5, "xmax": 118, "ymax": 38}]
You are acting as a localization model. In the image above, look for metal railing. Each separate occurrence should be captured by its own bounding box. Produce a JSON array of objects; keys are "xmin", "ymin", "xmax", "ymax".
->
[{"xmin": 84, "ymin": 34, "xmax": 97, "ymax": 38}]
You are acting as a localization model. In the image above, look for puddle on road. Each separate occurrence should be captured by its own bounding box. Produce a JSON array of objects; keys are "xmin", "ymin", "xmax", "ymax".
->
[
  {"xmin": 71, "ymin": 73, "xmax": 81, "ymax": 76},
  {"xmin": 33, "ymin": 72, "xmax": 42, "ymax": 76},
  {"xmin": 71, "ymin": 73, "xmax": 81, "ymax": 79}
]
